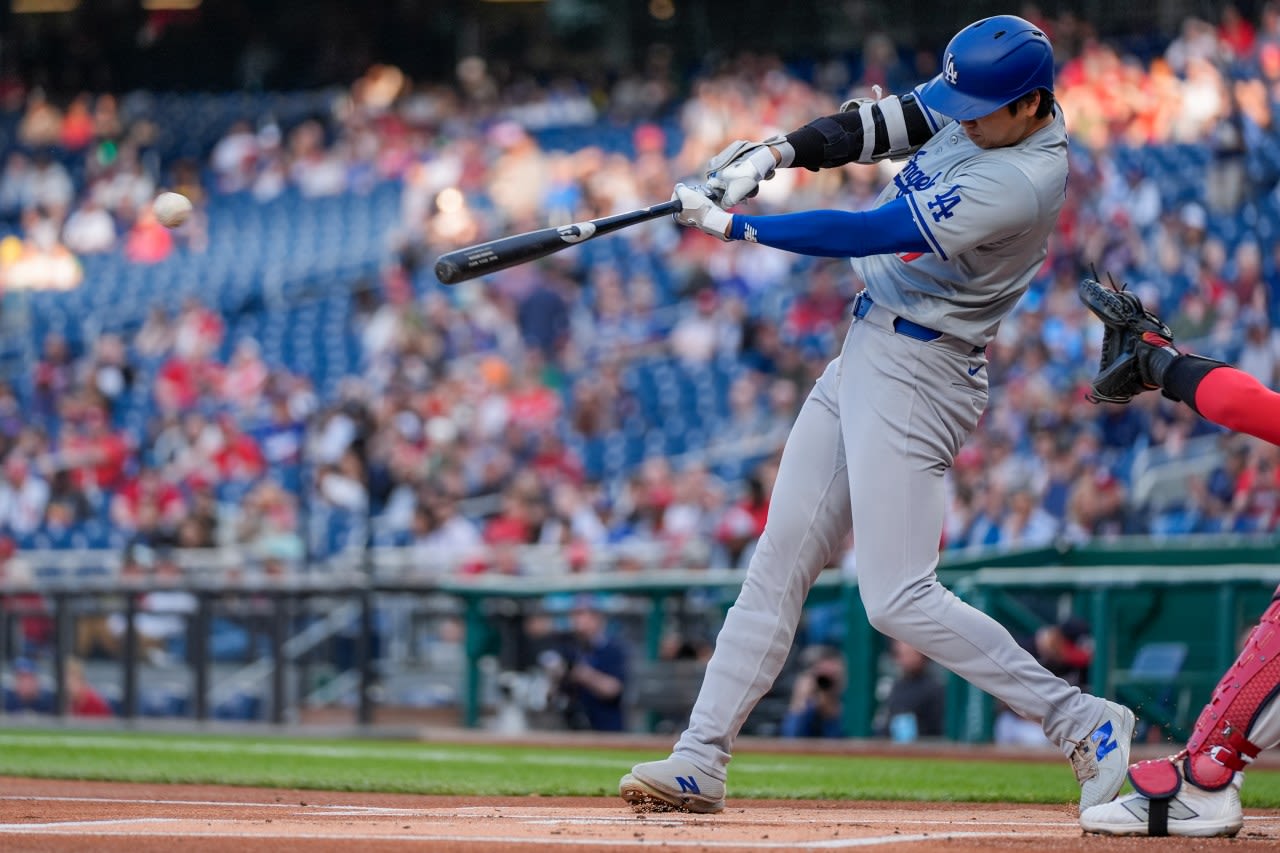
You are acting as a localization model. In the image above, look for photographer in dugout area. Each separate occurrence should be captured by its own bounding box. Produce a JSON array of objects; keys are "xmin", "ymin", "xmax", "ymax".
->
[
  {"xmin": 541, "ymin": 595, "xmax": 629, "ymax": 732},
  {"xmin": 780, "ymin": 645, "xmax": 846, "ymax": 739}
]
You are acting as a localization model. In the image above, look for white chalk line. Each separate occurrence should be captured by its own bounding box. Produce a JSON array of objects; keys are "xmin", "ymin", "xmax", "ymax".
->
[
  {"xmin": 375, "ymin": 809, "xmax": 1280, "ymax": 829},
  {"xmin": 0, "ymin": 794, "xmax": 418, "ymax": 814},
  {"xmin": 487, "ymin": 811, "xmax": 1078, "ymax": 826},
  {"xmin": 302, "ymin": 809, "xmax": 421, "ymax": 816},
  {"xmin": 0, "ymin": 823, "xmax": 1053, "ymax": 848},
  {"xmin": 0, "ymin": 818, "xmax": 184, "ymax": 829}
]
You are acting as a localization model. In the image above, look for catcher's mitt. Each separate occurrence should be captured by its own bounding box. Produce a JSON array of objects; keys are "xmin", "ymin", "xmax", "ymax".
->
[{"xmin": 1078, "ymin": 276, "xmax": 1174, "ymax": 404}]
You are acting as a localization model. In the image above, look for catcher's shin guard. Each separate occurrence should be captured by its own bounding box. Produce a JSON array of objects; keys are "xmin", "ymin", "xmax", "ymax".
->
[
  {"xmin": 1116, "ymin": 586, "xmax": 1280, "ymax": 836},
  {"xmin": 1182, "ymin": 585, "xmax": 1280, "ymax": 787}
]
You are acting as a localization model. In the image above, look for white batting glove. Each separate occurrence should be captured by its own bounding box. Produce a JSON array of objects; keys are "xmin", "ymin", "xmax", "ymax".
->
[
  {"xmin": 671, "ymin": 183, "xmax": 733, "ymax": 241},
  {"xmin": 705, "ymin": 140, "xmax": 781, "ymax": 209}
]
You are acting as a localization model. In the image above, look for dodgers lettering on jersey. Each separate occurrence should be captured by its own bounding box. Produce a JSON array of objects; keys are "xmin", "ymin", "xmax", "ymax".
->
[
  {"xmin": 851, "ymin": 109, "xmax": 1068, "ymax": 347},
  {"xmin": 891, "ymin": 153, "xmax": 939, "ymax": 196}
]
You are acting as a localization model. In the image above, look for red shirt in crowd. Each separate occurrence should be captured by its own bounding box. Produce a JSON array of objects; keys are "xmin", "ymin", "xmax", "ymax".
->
[
  {"xmin": 69, "ymin": 686, "xmax": 113, "ymax": 717},
  {"xmin": 156, "ymin": 356, "xmax": 222, "ymax": 411},
  {"xmin": 508, "ymin": 384, "xmax": 561, "ymax": 431},
  {"xmin": 530, "ymin": 440, "xmax": 584, "ymax": 486},
  {"xmin": 787, "ymin": 289, "xmax": 847, "ymax": 337},
  {"xmin": 111, "ymin": 474, "xmax": 186, "ymax": 531},
  {"xmin": 484, "ymin": 514, "xmax": 529, "ymax": 546},
  {"xmin": 60, "ymin": 104, "xmax": 95, "ymax": 150},
  {"xmin": 176, "ymin": 302, "xmax": 225, "ymax": 356},
  {"xmin": 214, "ymin": 429, "xmax": 266, "ymax": 481},
  {"xmin": 62, "ymin": 423, "xmax": 131, "ymax": 491},
  {"xmin": 221, "ymin": 355, "xmax": 268, "ymax": 406},
  {"xmin": 125, "ymin": 216, "xmax": 174, "ymax": 264},
  {"xmin": 1234, "ymin": 460, "xmax": 1280, "ymax": 529}
]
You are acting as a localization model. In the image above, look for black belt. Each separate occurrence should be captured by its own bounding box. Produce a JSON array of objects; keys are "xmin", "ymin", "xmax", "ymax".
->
[{"xmin": 851, "ymin": 291, "xmax": 984, "ymax": 354}]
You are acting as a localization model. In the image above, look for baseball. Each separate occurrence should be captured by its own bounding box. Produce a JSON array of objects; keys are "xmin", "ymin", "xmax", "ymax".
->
[{"xmin": 153, "ymin": 192, "xmax": 193, "ymax": 228}]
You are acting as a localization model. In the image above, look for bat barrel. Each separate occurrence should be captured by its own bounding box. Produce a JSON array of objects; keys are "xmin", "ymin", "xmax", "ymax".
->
[{"xmin": 434, "ymin": 199, "xmax": 682, "ymax": 285}]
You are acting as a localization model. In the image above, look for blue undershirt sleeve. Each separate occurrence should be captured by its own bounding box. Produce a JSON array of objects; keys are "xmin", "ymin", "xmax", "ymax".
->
[{"xmin": 729, "ymin": 196, "xmax": 931, "ymax": 258}]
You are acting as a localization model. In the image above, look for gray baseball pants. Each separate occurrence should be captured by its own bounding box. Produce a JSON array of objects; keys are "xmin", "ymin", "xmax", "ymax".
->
[{"xmin": 673, "ymin": 302, "xmax": 1107, "ymax": 777}]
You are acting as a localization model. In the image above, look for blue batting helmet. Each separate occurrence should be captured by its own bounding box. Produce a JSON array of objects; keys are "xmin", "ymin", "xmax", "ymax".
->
[{"xmin": 918, "ymin": 15, "xmax": 1054, "ymax": 121}]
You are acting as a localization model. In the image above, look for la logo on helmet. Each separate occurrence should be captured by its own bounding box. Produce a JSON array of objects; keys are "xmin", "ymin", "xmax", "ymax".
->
[{"xmin": 944, "ymin": 53, "xmax": 958, "ymax": 85}]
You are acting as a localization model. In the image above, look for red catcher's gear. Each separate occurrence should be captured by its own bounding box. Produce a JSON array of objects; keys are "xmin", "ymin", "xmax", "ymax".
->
[{"xmin": 1127, "ymin": 585, "xmax": 1280, "ymax": 837}]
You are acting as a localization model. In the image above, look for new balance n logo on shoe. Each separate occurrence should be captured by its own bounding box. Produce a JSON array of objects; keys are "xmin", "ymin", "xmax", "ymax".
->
[
  {"xmin": 675, "ymin": 776, "xmax": 701, "ymax": 795},
  {"xmin": 1093, "ymin": 721, "xmax": 1118, "ymax": 761},
  {"xmin": 1122, "ymin": 796, "xmax": 1199, "ymax": 822}
]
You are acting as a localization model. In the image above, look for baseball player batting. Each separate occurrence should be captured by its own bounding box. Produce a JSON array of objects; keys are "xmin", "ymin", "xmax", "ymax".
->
[
  {"xmin": 1074, "ymin": 280, "xmax": 1280, "ymax": 837},
  {"xmin": 619, "ymin": 15, "xmax": 1136, "ymax": 814}
]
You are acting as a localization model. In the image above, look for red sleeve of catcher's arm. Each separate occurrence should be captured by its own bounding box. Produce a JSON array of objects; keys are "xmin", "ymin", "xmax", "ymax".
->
[{"xmin": 1194, "ymin": 366, "xmax": 1280, "ymax": 445}]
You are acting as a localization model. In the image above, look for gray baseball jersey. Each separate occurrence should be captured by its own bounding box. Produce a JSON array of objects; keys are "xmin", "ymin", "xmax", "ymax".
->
[{"xmin": 854, "ymin": 109, "xmax": 1067, "ymax": 346}]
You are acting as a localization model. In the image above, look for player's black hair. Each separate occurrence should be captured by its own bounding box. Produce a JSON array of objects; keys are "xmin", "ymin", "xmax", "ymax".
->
[{"xmin": 1007, "ymin": 87, "xmax": 1054, "ymax": 119}]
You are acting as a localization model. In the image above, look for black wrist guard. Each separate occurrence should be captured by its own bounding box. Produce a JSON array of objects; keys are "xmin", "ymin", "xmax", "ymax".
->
[{"xmin": 1162, "ymin": 354, "xmax": 1228, "ymax": 412}]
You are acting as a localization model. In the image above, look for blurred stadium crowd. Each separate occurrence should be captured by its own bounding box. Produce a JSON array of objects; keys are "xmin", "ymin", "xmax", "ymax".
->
[{"xmin": 0, "ymin": 1, "xmax": 1277, "ymax": 600}]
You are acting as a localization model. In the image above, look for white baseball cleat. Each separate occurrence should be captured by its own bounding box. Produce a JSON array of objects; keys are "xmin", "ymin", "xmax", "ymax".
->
[
  {"xmin": 1080, "ymin": 773, "xmax": 1244, "ymax": 837},
  {"xmin": 619, "ymin": 756, "xmax": 725, "ymax": 813},
  {"xmin": 1071, "ymin": 700, "xmax": 1136, "ymax": 811}
]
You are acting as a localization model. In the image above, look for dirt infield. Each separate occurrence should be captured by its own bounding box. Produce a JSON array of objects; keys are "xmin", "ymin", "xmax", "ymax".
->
[{"xmin": 1, "ymin": 778, "xmax": 1279, "ymax": 852}]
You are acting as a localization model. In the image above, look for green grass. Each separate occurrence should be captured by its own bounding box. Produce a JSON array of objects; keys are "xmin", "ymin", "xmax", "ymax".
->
[{"xmin": 1, "ymin": 728, "xmax": 1279, "ymax": 806}]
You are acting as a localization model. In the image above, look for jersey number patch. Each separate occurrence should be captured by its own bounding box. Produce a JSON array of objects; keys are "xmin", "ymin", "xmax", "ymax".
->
[{"xmin": 927, "ymin": 187, "xmax": 962, "ymax": 221}]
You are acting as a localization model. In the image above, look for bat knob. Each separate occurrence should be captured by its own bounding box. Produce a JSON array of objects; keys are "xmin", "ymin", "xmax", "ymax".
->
[{"xmin": 435, "ymin": 258, "xmax": 461, "ymax": 285}]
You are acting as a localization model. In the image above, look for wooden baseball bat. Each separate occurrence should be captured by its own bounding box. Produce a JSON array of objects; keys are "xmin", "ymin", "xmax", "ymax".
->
[{"xmin": 434, "ymin": 199, "xmax": 682, "ymax": 285}]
